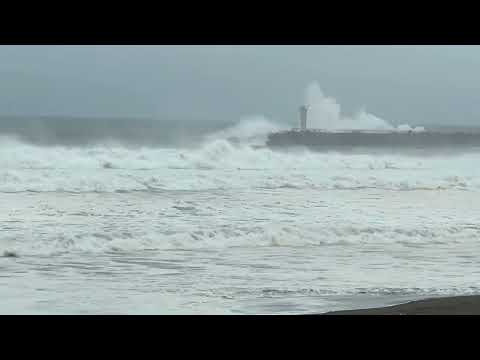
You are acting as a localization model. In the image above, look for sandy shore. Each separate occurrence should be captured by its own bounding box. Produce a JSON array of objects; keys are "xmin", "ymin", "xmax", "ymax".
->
[{"xmin": 323, "ymin": 295, "xmax": 480, "ymax": 315}]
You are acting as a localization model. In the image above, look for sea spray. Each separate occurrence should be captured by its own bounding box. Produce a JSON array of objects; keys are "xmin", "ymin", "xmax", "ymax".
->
[
  {"xmin": 305, "ymin": 81, "xmax": 425, "ymax": 132},
  {"xmin": 203, "ymin": 116, "xmax": 287, "ymax": 145}
]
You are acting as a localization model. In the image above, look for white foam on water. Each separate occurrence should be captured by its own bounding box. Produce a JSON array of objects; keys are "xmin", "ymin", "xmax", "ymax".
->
[
  {"xmin": 2, "ymin": 215, "xmax": 480, "ymax": 257},
  {"xmin": 0, "ymin": 136, "xmax": 480, "ymax": 193}
]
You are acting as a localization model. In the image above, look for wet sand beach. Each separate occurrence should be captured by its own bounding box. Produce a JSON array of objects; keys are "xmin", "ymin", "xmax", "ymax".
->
[{"xmin": 324, "ymin": 295, "xmax": 480, "ymax": 315}]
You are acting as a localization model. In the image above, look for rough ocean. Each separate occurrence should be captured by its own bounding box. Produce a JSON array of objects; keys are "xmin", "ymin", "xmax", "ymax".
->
[{"xmin": 1, "ymin": 84, "xmax": 479, "ymax": 314}]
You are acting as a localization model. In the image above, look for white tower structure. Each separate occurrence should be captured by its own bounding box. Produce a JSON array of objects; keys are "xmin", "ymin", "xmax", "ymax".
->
[{"xmin": 299, "ymin": 105, "xmax": 309, "ymax": 130}]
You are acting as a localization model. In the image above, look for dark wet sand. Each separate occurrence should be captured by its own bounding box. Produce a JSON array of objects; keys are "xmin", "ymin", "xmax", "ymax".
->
[{"xmin": 323, "ymin": 295, "xmax": 480, "ymax": 315}]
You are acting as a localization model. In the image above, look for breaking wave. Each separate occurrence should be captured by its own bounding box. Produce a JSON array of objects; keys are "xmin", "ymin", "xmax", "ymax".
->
[
  {"xmin": 3, "ymin": 223, "xmax": 480, "ymax": 256},
  {"xmin": 0, "ymin": 136, "xmax": 480, "ymax": 193},
  {"xmin": 203, "ymin": 116, "xmax": 286, "ymax": 145}
]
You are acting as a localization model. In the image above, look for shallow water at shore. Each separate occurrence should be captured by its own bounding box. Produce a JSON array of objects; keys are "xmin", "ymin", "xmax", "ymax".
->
[{"xmin": 2, "ymin": 186, "xmax": 480, "ymax": 314}]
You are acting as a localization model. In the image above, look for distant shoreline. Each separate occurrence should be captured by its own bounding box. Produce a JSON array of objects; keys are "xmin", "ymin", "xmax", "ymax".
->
[{"xmin": 322, "ymin": 295, "xmax": 480, "ymax": 315}]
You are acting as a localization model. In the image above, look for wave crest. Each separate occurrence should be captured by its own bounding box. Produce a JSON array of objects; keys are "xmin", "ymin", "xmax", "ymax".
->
[
  {"xmin": 1, "ymin": 135, "xmax": 480, "ymax": 193},
  {"xmin": 3, "ymin": 224, "xmax": 479, "ymax": 256}
]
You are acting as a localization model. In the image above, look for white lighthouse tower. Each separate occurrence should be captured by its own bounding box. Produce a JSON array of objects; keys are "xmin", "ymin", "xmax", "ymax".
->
[{"xmin": 299, "ymin": 105, "xmax": 309, "ymax": 130}]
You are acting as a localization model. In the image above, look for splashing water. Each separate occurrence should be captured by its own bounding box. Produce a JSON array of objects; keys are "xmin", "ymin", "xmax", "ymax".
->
[
  {"xmin": 305, "ymin": 81, "xmax": 425, "ymax": 132},
  {"xmin": 204, "ymin": 116, "xmax": 287, "ymax": 145},
  {"xmin": 201, "ymin": 81, "xmax": 426, "ymax": 142}
]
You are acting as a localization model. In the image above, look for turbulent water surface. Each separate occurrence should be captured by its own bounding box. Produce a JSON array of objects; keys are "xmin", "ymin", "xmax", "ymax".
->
[{"xmin": 1, "ymin": 120, "xmax": 480, "ymax": 314}]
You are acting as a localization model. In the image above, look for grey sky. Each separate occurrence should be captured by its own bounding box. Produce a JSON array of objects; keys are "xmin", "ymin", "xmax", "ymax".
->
[{"xmin": 0, "ymin": 45, "xmax": 479, "ymax": 126}]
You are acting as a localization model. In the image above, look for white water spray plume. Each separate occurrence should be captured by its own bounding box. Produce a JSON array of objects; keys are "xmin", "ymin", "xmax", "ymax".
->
[{"xmin": 305, "ymin": 81, "xmax": 425, "ymax": 132}]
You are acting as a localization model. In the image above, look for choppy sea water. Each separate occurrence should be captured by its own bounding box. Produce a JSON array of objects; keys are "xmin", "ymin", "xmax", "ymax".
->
[{"xmin": 1, "ymin": 137, "xmax": 480, "ymax": 314}]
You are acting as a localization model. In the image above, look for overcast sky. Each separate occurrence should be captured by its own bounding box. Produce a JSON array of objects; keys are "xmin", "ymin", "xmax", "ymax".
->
[{"xmin": 0, "ymin": 45, "xmax": 479, "ymax": 126}]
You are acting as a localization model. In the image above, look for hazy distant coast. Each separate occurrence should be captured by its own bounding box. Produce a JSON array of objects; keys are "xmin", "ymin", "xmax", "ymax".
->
[
  {"xmin": 2, "ymin": 114, "xmax": 480, "ymax": 148},
  {"xmin": 0, "ymin": 115, "xmax": 233, "ymax": 147}
]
